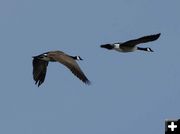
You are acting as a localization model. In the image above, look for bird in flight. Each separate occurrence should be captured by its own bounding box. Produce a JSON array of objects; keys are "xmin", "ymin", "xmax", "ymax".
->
[
  {"xmin": 32, "ymin": 50, "xmax": 91, "ymax": 87},
  {"xmin": 101, "ymin": 33, "xmax": 161, "ymax": 52}
]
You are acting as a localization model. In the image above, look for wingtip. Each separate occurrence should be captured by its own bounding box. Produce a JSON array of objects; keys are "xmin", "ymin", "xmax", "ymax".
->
[
  {"xmin": 85, "ymin": 80, "xmax": 91, "ymax": 85},
  {"xmin": 34, "ymin": 80, "xmax": 42, "ymax": 87},
  {"xmin": 156, "ymin": 33, "xmax": 161, "ymax": 38},
  {"xmin": 38, "ymin": 82, "xmax": 41, "ymax": 87},
  {"xmin": 151, "ymin": 33, "xmax": 161, "ymax": 41},
  {"xmin": 83, "ymin": 78, "xmax": 91, "ymax": 85}
]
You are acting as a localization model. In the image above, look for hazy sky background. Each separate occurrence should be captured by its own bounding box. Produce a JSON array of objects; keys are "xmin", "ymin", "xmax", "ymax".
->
[{"xmin": 0, "ymin": 0, "xmax": 179, "ymax": 134}]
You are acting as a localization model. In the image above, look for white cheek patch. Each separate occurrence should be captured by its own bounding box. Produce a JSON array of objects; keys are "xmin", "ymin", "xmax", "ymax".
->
[
  {"xmin": 147, "ymin": 48, "xmax": 151, "ymax": 51},
  {"xmin": 43, "ymin": 53, "xmax": 48, "ymax": 56},
  {"xmin": 77, "ymin": 56, "xmax": 80, "ymax": 60}
]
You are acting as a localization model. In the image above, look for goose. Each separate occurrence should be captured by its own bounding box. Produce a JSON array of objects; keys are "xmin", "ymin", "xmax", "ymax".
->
[
  {"xmin": 101, "ymin": 33, "xmax": 161, "ymax": 52},
  {"xmin": 32, "ymin": 50, "xmax": 90, "ymax": 87}
]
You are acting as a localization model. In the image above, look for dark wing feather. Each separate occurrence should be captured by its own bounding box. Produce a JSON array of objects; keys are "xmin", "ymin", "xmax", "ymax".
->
[
  {"xmin": 49, "ymin": 53, "xmax": 90, "ymax": 85},
  {"xmin": 32, "ymin": 58, "xmax": 48, "ymax": 87},
  {"xmin": 121, "ymin": 33, "xmax": 161, "ymax": 47}
]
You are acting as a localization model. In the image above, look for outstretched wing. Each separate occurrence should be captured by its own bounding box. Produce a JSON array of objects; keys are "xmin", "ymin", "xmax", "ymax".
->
[
  {"xmin": 121, "ymin": 33, "xmax": 161, "ymax": 47},
  {"xmin": 32, "ymin": 57, "xmax": 48, "ymax": 87},
  {"xmin": 49, "ymin": 53, "xmax": 91, "ymax": 85}
]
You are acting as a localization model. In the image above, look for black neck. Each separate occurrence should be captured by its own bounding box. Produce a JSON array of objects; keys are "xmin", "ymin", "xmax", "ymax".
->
[
  {"xmin": 137, "ymin": 47, "xmax": 148, "ymax": 51},
  {"xmin": 101, "ymin": 44, "xmax": 114, "ymax": 50},
  {"xmin": 70, "ymin": 56, "xmax": 77, "ymax": 60}
]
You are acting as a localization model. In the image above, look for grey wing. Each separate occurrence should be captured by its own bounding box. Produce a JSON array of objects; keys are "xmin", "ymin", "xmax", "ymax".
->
[
  {"xmin": 32, "ymin": 58, "xmax": 48, "ymax": 87},
  {"xmin": 121, "ymin": 33, "xmax": 161, "ymax": 47},
  {"xmin": 50, "ymin": 53, "xmax": 91, "ymax": 85}
]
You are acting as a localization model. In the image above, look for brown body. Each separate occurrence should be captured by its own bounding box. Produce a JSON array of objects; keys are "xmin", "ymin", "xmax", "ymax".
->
[{"xmin": 32, "ymin": 50, "xmax": 90, "ymax": 87}]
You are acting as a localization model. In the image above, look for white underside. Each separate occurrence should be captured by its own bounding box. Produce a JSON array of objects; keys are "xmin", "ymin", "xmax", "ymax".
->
[{"xmin": 113, "ymin": 46, "xmax": 137, "ymax": 52}]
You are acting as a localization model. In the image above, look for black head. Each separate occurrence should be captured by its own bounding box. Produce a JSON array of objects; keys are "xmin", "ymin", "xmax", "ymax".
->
[
  {"xmin": 147, "ymin": 47, "xmax": 154, "ymax": 52},
  {"xmin": 71, "ymin": 56, "xmax": 83, "ymax": 60},
  {"xmin": 137, "ymin": 47, "xmax": 154, "ymax": 52},
  {"xmin": 32, "ymin": 53, "xmax": 49, "ymax": 61},
  {"xmin": 76, "ymin": 56, "xmax": 83, "ymax": 60},
  {"xmin": 33, "ymin": 52, "xmax": 48, "ymax": 58}
]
